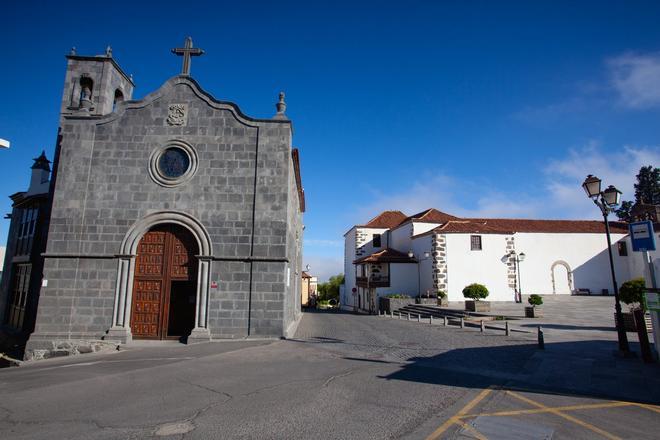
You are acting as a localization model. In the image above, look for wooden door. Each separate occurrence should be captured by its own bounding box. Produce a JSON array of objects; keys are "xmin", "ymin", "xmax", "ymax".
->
[{"xmin": 130, "ymin": 225, "xmax": 198, "ymax": 339}]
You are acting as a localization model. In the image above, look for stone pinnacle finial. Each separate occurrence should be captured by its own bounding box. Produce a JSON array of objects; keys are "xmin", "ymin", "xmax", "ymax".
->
[
  {"xmin": 70, "ymin": 47, "xmax": 76, "ymax": 56},
  {"xmin": 105, "ymin": 46, "xmax": 113, "ymax": 57},
  {"xmin": 275, "ymin": 92, "xmax": 286, "ymax": 115}
]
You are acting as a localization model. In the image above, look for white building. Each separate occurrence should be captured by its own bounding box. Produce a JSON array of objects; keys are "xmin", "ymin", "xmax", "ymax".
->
[{"xmin": 342, "ymin": 208, "xmax": 656, "ymax": 313}]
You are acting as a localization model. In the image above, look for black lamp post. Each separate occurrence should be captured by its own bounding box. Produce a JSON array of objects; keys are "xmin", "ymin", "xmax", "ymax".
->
[{"xmin": 582, "ymin": 174, "xmax": 630, "ymax": 354}]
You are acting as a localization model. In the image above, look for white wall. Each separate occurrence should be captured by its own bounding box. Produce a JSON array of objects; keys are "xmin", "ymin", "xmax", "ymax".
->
[
  {"xmin": 514, "ymin": 232, "xmax": 630, "ymax": 296},
  {"xmin": 412, "ymin": 235, "xmax": 434, "ymax": 296},
  {"xmin": 390, "ymin": 222, "xmax": 413, "ymax": 252},
  {"xmin": 375, "ymin": 263, "xmax": 418, "ymax": 298},
  {"xmin": 445, "ymin": 234, "xmax": 513, "ymax": 301},
  {"xmin": 412, "ymin": 222, "xmax": 441, "ymax": 236},
  {"xmin": 343, "ymin": 226, "xmax": 390, "ymax": 309}
]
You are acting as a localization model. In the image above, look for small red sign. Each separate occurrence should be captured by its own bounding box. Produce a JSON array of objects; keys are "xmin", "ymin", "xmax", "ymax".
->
[{"xmin": 210, "ymin": 281, "xmax": 218, "ymax": 289}]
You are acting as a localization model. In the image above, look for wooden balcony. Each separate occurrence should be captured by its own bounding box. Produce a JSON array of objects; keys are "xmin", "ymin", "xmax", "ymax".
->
[{"xmin": 356, "ymin": 275, "xmax": 390, "ymax": 288}]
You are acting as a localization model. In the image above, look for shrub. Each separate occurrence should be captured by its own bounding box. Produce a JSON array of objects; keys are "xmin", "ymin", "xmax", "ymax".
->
[
  {"xmin": 528, "ymin": 294, "xmax": 543, "ymax": 307},
  {"xmin": 385, "ymin": 294, "xmax": 411, "ymax": 299},
  {"xmin": 437, "ymin": 290, "xmax": 447, "ymax": 299},
  {"xmin": 619, "ymin": 278, "xmax": 646, "ymax": 311},
  {"xmin": 462, "ymin": 283, "xmax": 489, "ymax": 301}
]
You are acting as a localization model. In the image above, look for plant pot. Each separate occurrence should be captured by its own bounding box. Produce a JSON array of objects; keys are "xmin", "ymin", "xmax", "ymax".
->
[
  {"xmin": 437, "ymin": 297, "xmax": 449, "ymax": 307},
  {"xmin": 416, "ymin": 297, "xmax": 437, "ymax": 305},
  {"xmin": 465, "ymin": 300, "xmax": 490, "ymax": 312},
  {"xmin": 525, "ymin": 306, "xmax": 542, "ymax": 318}
]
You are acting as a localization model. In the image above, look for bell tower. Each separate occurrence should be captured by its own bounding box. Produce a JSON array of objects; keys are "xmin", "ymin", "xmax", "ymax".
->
[{"xmin": 60, "ymin": 46, "xmax": 135, "ymax": 117}]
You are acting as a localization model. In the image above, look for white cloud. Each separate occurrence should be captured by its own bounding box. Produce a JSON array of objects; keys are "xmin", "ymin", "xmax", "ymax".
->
[
  {"xmin": 352, "ymin": 173, "xmax": 544, "ymax": 224},
  {"xmin": 350, "ymin": 143, "xmax": 660, "ymax": 224},
  {"xmin": 544, "ymin": 143, "xmax": 660, "ymax": 218},
  {"xmin": 608, "ymin": 52, "xmax": 660, "ymax": 109},
  {"xmin": 301, "ymin": 255, "xmax": 343, "ymax": 282}
]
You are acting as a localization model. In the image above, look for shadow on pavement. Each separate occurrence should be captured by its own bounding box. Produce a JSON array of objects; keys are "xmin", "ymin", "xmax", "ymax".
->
[{"xmin": 379, "ymin": 339, "xmax": 660, "ymax": 404}]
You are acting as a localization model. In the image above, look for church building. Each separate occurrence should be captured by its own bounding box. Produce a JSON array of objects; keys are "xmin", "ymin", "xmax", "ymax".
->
[{"xmin": 1, "ymin": 38, "xmax": 305, "ymax": 358}]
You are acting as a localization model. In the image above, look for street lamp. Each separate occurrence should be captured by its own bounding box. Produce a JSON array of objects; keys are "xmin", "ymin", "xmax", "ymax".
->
[
  {"xmin": 408, "ymin": 250, "xmax": 431, "ymax": 300},
  {"xmin": 582, "ymin": 174, "xmax": 630, "ymax": 354},
  {"xmin": 510, "ymin": 251, "xmax": 526, "ymax": 303}
]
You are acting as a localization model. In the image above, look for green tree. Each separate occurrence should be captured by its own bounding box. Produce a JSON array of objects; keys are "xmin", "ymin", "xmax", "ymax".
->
[
  {"xmin": 616, "ymin": 165, "xmax": 660, "ymax": 221},
  {"xmin": 634, "ymin": 166, "xmax": 660, "ymax": 204},
  {"xmin": 615, "ymin": 200, "xmax": 634, "ymax": 223},
  {"xmin": 317, "ymin": 274, "xmax": 344, "ymax": 301}
]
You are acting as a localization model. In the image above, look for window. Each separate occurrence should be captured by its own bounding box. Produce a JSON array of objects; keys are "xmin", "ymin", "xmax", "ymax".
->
[
  {"xmin": 6, "ymin": 264, "xmax": 32, "ymax": 330},
  {"xmin": 470, "ymin": 235, "xmax": 482, "ymax": 251},
  {"xmin": 15, "ymin": 207, "xmax": 38, "ymax": 256},
  {"xmin": 373, "ymin": 234, "xmax": 381, "ymax": 248},
  {"xmin": 617, "ymin": 241, "xmax": 628, "ymax": 257},
  {"xmin": 113, "ymin": 89, "xmax": 124, "ymax": 111}
]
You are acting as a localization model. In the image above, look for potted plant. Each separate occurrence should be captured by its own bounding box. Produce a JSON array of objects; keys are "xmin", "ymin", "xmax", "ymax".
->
[
  {"xmin": 437, "ymin": 290, "xmax": 449, "ymax": 307},
  {"xmin": 618, "ymin": 278, "xmax": 648, "ymax": 332},
  {"xmin": 525, "ymin": 294, "xmax": 543, "ymax": 318},
  {"xmin": 463, "ymin": 283, "xmax": 490, "ymax": 312}
]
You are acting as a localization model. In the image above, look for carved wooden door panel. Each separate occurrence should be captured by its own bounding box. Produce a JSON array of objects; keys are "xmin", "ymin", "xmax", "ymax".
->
[
  {"xmin": 130, "ymin": 225, "xmax": 198, "ymax": 339},
  {"xmin": 131, "ymin": 229, "xmax": 167, "ymax": 338}
]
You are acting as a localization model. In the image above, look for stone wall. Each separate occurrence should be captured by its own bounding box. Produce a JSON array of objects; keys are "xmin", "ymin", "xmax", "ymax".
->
[{"xmin": 432, "ymin": 233, "xmax": 448, "ymax": 292}]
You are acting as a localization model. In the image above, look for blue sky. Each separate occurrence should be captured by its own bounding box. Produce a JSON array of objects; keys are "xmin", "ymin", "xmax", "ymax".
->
[{"xmin": 1, "ymin": 1, "xmax": 660, "ymax": 281}]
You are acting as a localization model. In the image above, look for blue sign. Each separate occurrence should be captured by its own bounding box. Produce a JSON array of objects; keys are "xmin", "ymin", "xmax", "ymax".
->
[{"xmin": 629, "ymin": 220, "xmax": 656, "ymax": 252}]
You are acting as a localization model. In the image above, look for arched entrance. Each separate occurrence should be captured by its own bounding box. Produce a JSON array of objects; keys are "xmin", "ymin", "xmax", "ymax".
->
[
  {"xmin": 130, "ymin": 224, "xmax": 198, "ymax": 339},
  {"xmin": 551, "ymin": 260, "xmax": 573, "ymax": 295}
]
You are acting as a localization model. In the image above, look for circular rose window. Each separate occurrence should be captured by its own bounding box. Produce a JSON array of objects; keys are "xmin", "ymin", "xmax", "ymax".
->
[
  {"xmin": 158, "ymin": 147, "xmax": 190, "ymax": 178},
  {"xmin": 149, "ymin": 140, "xmax": 198, "ymax": 187}
]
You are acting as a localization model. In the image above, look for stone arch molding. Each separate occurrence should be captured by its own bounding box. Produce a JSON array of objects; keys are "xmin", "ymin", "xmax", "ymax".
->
[
  {"xmin": 107, "ymin": 211, "xmax": 213, "ymax": 344},
  {"xmin": 550, "ymin": 260, "xmax": 573, "ymax": 295},
  {"xmin": 120, "ymin": 211, "xmax": 212, "ymax": 256}
]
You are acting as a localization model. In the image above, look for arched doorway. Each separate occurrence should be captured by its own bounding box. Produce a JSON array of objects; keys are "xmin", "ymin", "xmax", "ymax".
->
[
  {"xmin": 130, "ymin": 224, "xmax": 198, "ymax": 339},
  {"xmin": 551, "ymin": 261, "xmax": 573, "ymax": 295}
]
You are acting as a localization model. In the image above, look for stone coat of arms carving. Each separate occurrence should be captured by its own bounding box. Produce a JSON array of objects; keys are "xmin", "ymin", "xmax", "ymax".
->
[{"xmin": 167, "ymin": 104, "xmax": 187, "ymax": 126}]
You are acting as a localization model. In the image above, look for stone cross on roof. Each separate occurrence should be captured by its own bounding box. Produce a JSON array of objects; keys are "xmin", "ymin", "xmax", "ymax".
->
[{"xmin": 171, "ymin": 37, "xmax": 204, "ymax": 76}]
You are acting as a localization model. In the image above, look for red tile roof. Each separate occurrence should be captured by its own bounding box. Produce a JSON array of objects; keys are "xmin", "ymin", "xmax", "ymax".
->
[
  {"xmin": 354, "ymin": 248, "xmax": 417, "ymax": 264},
  {"xmin": 417, "ymin": 218, "xmax": 630, "ymax": 236},
  {"xmin": 362, "ymin": 210, "xmax": 408, "ymax": 228},
  {"xmin": 401, "ymin": 208, "xmax": 459, "ymax": 225}
]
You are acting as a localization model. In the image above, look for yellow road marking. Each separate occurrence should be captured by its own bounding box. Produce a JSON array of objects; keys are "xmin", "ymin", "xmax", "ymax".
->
[
  {"xmin": 425, "ymin": 386, "xmax": 494, "ymax": 440},
  {"xmin": 455, "ymin": 420, "xmax": 488, "ymax": 440},
  {"xmin": 633, "ymin": 403, "xmax": 660, "ymax": 414},
  {"xmin": 460, "ymin": 401, "xmax": 633, "ymax": 418},
  {"xmin": 507, "ymin": 391, "xmax": 622, "ymax": 440}
]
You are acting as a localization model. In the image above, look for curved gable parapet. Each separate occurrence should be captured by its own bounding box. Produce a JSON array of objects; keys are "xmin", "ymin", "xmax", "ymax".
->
[{"xmin": 64, "ymin": 75, "xmax": 292, "ymax": 128}]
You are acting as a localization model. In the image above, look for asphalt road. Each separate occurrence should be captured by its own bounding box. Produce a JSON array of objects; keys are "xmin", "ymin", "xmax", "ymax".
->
[{"xmin": 1, "ymin": 310, "xmax": 658, "ymax": 439}]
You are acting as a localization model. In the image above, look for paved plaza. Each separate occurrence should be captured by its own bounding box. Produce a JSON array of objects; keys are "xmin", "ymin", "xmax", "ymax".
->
[{"xmin": 0, "ymin": 297, "xmax": 659, "ymax": 439}]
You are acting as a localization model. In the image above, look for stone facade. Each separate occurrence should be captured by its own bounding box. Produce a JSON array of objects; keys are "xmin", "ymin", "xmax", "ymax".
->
[
  {"xmin": 505, "ymin": 236, "xmax": 517, "ymax": 290},
  {"xmin": 431, "ymin": 233, "xmax": 447, "ymax": 292},
  {"xmin": 25, "ymin": 50, "xmax": 304, "ymax": 355}
]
